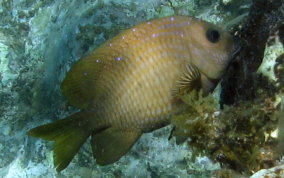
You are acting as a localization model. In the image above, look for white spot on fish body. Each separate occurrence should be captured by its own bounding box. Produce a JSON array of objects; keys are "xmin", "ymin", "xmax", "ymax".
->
[
  {"xmin": 170, "ymin": 17, "xmax": 175, "ymax": 21},
  {"xmin": 132, "ymin": 28, "xmax": 136, "ymax": 32},
  {"xmin": 116, "ymin": 57, "xmax": 122, "ymax": 61},
  {"xmin": 152, "ymin": 33, "xmax": 156, "ymax": 38}
]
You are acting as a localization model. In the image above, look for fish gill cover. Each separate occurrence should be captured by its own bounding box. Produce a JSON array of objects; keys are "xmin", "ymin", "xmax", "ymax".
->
[{"xmin": 0, "ymin": 0, "xmax": 283, "ymax": 177}]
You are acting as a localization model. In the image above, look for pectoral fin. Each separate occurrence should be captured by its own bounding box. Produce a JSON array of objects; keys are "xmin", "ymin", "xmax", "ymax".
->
[
  {"xmin": 91, "ymin": 127, "xmax": 141, "ymax": 165},
  {"xmin": 173, "ymin": 63, "xmax": 201, "ymax": 98}
]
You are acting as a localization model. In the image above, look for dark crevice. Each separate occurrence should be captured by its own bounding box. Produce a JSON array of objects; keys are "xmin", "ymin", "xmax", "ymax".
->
[{"xmin": 221, "ymin": 0, "xmax": 284, "ymax": 106}]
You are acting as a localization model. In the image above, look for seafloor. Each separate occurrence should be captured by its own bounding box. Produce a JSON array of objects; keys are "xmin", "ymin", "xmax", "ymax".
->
[{"xmin": 0, "ymin": 0, "xmax": 283, "ymax": 177}]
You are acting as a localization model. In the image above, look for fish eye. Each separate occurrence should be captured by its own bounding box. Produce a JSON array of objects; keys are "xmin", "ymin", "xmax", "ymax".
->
[{"xmin": 206, "ymin": 29, "xmax": 220, "ymax": 43}]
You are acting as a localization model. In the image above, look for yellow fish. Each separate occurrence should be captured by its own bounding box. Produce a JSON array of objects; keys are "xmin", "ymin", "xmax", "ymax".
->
[{"xmin": 28, "ymin": 16, "xmax": 238, "ymax": 171}]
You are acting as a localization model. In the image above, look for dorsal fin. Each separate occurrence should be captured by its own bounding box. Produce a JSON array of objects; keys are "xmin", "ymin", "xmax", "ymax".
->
[{"xmin": 61, "ymin": 52, "xmax": 105, "ymax": 109}]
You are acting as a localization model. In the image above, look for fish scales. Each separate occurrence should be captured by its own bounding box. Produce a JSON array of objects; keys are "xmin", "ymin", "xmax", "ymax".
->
[
  {"xmin": 28, "ymin": 16, "xmax": 237, "ymax": 170},
  {"xmin": 92, "ymin": 17, "xmax": 193, "ymax": 130}
]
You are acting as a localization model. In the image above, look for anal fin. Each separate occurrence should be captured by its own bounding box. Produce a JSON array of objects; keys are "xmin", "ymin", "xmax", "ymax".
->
[{"xmin": 91, "ymin": 127, "xmax": 141, "ymax": 165}]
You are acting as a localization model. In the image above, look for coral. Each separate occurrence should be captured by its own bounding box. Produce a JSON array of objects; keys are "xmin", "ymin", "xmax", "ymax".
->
[
  {"xmin": 258, "ymin": 36, "xmax": 284, "ymax": 82},
  {"xmin": 250, "ymin": 164, "xmax": 284, "ymax": 178}
]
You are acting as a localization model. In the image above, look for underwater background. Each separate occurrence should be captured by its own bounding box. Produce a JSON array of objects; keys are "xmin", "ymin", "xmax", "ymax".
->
[{"xmin": 0, "ymin": 0, "xmax": 283, "ymax": 177}]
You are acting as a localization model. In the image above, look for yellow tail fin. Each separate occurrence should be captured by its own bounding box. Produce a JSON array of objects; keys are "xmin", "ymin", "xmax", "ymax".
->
[{"xmin": 27, "ymin": 111, "xmax": 93, "ymax": 171}]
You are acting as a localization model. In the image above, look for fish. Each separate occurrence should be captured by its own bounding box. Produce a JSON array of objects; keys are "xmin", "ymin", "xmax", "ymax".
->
[{"xmin": 27, "ymin": 16, "xmax": 238, "ymax": 171}]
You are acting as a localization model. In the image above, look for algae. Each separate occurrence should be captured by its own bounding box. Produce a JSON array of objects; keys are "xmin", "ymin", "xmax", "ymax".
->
[{"xmin": 172, "ymin": 77, "xmax": 282, "ymax": 174}]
